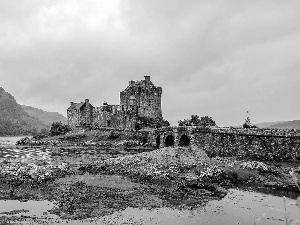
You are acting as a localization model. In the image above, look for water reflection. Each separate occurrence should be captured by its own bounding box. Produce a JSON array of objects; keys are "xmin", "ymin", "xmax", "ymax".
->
[
  {"xmin": 1, "ymin": 189, "xmax": 298, "ymax": 225},
  {"xmin": 0, "ymin": 199, "xmax": 55, "ymax": 216},
  {"xmin": 110, "ymin": 189, "xmax": 300, "ymax": 225},
  {"xmin": 239, "ymin": 185, "xmax": 300, "ymax": 199},
  {"xmin": 0, "ymin": 199, "xmax": 60, "ymax": 224}
]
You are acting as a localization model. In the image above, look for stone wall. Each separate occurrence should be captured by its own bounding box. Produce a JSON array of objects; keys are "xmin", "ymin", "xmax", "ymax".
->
[
  {"xmin": 67, "ymin": 107, "xmax": 80, "ymax": 128},
  {"xmin": 92, "ymin": 104, "xmax": 138, "ymax": 130},
  {"xmin": 92, "ymin": 107, "xmax": 111, "ymax": 128},
  {"xmin": 80, "ymin": 100, "xmax": 94, "ymax": 127},
  {"xmin": 193, "ymin": 131, "xmax": 300, "ymax": 161}
]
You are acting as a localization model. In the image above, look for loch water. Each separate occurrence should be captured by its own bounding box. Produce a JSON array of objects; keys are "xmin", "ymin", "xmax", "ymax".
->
[{"xmin": 0, "ymin": 136, "xmax": 299, "ymax": 225}]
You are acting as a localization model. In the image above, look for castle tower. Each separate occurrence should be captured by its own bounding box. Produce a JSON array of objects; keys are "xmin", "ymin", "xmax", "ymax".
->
[{"xmin": 120, "ymin": 76, "xmax": 162, "ymax": 119}]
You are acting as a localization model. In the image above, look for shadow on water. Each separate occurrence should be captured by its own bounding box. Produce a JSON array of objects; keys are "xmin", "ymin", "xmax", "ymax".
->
[{"xmin": 238, "ymin": 184, "xmax": 300, "ymax": 199}]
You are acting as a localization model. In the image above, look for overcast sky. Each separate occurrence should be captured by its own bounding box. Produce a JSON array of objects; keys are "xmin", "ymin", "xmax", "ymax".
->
[{"xmin": 1, "ymin": 0, "xmax": 300, "ymax": 126}]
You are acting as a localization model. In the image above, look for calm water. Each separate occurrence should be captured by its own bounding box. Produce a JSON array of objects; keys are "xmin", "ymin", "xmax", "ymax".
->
[{"xmin": 0, "ymin": 136, "xmax": 299, "ymax": 225}]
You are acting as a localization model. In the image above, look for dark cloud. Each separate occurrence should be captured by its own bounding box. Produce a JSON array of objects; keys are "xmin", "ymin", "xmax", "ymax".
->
[{"xmin": 0, "ymin": 0, "xmax": 300, "ymax": 126}]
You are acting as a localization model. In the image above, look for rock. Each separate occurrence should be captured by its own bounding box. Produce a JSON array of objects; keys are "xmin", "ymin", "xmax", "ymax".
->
[
  {"xmin": 181, "ymin": 172, "xmax": 199, "ymax": 186},
  {"xmin": 212, "ymin": 184, "xmax": 229, "ymax": 194},
  {"xmin": 16, "ymin": 137, "xmax": 32, "ymax": 145},
  {"xmin": 264, "ymin": 181, "xmax": 277, "ymax": 187},
  {"xmin": 240, "ymin": 161, "xmax": 276, "ymax": 173}
]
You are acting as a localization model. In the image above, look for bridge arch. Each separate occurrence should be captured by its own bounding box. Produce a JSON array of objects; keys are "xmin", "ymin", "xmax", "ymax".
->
[
  {"xmin": 156, "ymin": 135, "xmax": 161, "ymax": 148},
  {"xmin": 164, "ymin": 135, "xmax": 175, "ymax": 147},
  {"xmin": 179, "ymin": 134, "xmax": 190, "ymax": 146}
]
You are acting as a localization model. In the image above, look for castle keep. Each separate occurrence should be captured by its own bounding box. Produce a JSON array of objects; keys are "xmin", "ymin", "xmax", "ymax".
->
[{"xmin": 67, "ymin": 76, "xmax": 162, "ymax": 130}]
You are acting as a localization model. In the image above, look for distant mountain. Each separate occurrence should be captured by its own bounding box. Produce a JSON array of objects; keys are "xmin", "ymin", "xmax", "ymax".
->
[
  {"xmin": 22, "ymin": 105, "xmax": 67, "ymax": 126},
  {"xmin": 254, "ymin": 120, "xmax": 300, "ymax": 129},
  {"xmin": 267, "ymin": 120, "xmax": 300, "ymax": 129},
  {"xmin": 0, "ymin": 87, "xmax": 67, "ymax": 136},
  {"xmin": 254, "ymin": 121, "xmax": 285, "ymax": 128}
]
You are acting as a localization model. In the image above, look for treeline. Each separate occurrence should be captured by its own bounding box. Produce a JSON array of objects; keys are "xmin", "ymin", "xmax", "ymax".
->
[{"xmin": 0, "ymin": 88, "xmax": 48, "ymax": 136}]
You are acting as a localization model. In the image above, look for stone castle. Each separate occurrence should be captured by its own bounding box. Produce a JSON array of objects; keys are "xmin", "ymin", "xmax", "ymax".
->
[{"xmin": 67, "ymin": 76, "xmax": 162, "ymax": 130}]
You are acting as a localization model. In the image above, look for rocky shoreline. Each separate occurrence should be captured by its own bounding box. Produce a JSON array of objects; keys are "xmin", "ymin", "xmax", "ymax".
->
[{"xmin": 1, "ymin": 135, "xmax": 300, "ymax": 223}]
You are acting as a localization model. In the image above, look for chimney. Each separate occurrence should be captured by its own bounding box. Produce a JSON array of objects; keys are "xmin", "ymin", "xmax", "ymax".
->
[
  {"xmin": 144, "ymin": 75, "xmax": 150, "ymax": 85},
  {"xmin": 70, "ymin": 102, "xmax": 75, "ymax": 106},
  {"xmin": 85, "ymin": 99, "xmax": 89, "ymax": 104},
  {"xmin": 157, "ymin": 87, "xmax": 162, "ymax": 94}
]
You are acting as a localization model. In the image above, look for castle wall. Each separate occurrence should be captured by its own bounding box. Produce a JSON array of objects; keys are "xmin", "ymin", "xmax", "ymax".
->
[
  {"xmin": 137, "ymin": 86, "xmax": 162, "ymax": 119},
  {"xmin": 80, "ymin": 102, "xmax": 94, "ymax": 127},
  {"xmin": 67, "ymin": 108, "xmax": 80, "ymax": 128},
  {"xmin": 92, "ymin": 104, "xmax": 138, "ymax": 130},
  {"xmin": 92, "ymin": 107, "xmax": 110, "ymax": 128}
]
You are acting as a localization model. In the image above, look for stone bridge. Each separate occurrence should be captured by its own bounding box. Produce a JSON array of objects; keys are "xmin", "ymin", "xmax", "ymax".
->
[
  {"xmin": 151, "ymin": 126, "xmax": 196, "ymax": 148},
  {"xmin": 149, "ymin": 126, "xmax": 300, "ymax": 161}
]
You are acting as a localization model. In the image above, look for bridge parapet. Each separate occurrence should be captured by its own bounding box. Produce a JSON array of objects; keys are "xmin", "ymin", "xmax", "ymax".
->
[
  {"xmin": 151, "ymin": 126, "xmax": 300, "ymax": 150},
  {"xmin": 151, "ymin": 126, "xmax": 300, "ymax": 161}
]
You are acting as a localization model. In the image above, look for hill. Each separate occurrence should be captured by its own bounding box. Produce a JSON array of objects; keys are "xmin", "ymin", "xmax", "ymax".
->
[
  {"xmin": 22, "ymin": 105, "xmax": 67, "ymax": 126},
  {"xmin": 254, "ymin": 121, "xmax": 285, "ymax": 128},
  {"xmin": 0, "ymin": 87, "xmax": 67, "ymax": 136},
  {"xmin": 0, "ymin": 87, "xmax": 48, "ymax": 135},
  {"xmin": 254, "ymin": 120, "xmax": 300, "ymax": 129},
  {"xmin": 267, "ymin": 120, "xmax": 300, "ymax": 129}
]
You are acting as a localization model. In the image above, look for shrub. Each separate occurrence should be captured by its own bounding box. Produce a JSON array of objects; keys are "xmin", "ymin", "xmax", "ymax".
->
[
  {"xmin": 50, "ymin": 122, "xmax": 71, "ymax": 136},
  {"xmin": 178, "ymin": 115, "xmax": 216, "ymax": 127},
  {"xmin": 108, "ymin": 131, "xmax": 121, "ymax": 139}
]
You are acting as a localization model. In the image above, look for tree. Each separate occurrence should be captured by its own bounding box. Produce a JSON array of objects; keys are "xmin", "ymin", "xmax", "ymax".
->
[
  {"xmin": 178, "ymin": 119, "xmax": 190, "ymax": 126},
  {"xmin": 160, "ymin": 119, "xmax": 170, "ymax": 127},
  {"xmin": 50, "ymin": 122, "xmax": 71, "ymax": 136},
  {"xmin": 178, "ymin": 115, "xmax": 216, "ymax": 127},
  {"xmin": 200, "ymin": 116, "xmax": 216, "ymax": 127}
]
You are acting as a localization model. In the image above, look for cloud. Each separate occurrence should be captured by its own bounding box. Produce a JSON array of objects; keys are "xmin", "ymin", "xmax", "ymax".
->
[{"xmin": 0, "ymin": 0, "xmax": 300, "ymax": 126}]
